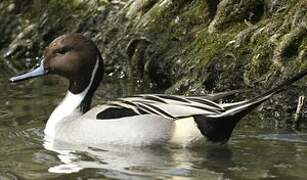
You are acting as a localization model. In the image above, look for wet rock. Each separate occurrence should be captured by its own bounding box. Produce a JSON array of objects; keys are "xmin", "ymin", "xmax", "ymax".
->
[
  {"xmin": 273, "ymin": 25, "xmax": 307, "ymax": 65},
  {"xmin": 208, "ymin": 0, "xmax": 264, "ymax": 33},
  {"xmin": 126, "ymin": 37, "xmax": 151, "ymax": 80}
]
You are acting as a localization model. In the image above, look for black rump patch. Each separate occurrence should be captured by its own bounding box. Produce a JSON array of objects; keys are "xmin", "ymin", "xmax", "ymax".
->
[{"xmin": 96, "ymin": 107, "xmax": 145, "ymax": 120}]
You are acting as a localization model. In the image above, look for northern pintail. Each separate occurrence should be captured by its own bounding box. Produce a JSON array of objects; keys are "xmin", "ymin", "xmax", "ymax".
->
[{"xmin": 9, "ymin": 34, "xmax": 307, "ymax": 146}]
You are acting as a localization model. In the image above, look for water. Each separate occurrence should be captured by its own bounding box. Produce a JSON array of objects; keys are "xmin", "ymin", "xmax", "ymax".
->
[{"xmin": 1, "ymin": 68, "xmax": 307, "ymax": 179}]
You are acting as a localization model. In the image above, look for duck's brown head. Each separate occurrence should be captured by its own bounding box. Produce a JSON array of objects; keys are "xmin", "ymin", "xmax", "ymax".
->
[{"xmin": 9, "ymin": 34, "xmax": 104, "ymax": 94}]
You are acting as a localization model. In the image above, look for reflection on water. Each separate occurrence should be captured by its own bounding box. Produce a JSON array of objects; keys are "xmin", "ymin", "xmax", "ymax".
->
[{"xmin": 1, "ymin": 69, "xmax": 307, "ymax": 179}]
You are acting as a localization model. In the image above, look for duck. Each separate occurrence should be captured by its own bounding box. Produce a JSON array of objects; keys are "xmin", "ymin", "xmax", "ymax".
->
[{"xmin": 9, "ymin": 34, "xmax": 307, "ymax": 147}]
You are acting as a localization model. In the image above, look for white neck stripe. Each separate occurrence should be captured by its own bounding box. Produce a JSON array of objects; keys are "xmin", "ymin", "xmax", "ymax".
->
[{"xmin": 44, "ymin": 57, "xmax": 100, "ymax": 138}]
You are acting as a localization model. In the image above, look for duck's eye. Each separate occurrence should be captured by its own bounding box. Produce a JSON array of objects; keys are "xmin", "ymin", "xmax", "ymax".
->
[{"xmin": 55, "ymin": 46, "xmax": 71, "ymax": 55}]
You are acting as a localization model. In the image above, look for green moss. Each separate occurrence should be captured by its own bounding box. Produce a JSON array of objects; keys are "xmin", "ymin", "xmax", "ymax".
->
[
  {"xmin": 298, "ymin": 36, "xmax": 307, "ymax": 52},
  {"xmin": 244, "ymin": 43, "xmax": 274, "ymax": 83},
  {"xmin": 181, "ymin": 23, "xmax": 245, "ymax": 68}
]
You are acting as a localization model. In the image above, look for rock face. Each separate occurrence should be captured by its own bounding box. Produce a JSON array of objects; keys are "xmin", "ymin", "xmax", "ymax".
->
[{"xmin": 1, "ymin": 0, "xmax": 306, "ymax": 127}]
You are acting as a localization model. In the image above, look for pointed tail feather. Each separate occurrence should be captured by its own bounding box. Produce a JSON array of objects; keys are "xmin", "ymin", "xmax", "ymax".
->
[
  {"xmin": 249, "ymin": 69, "xmax": 307, "ymax": 103},
  {"xmin": 195, "ymin": 69, "xmax": 307, "ymax": 143},
  {"xmin": 218, "ymin": 69, "xmax": 307, "ymax": 117}
]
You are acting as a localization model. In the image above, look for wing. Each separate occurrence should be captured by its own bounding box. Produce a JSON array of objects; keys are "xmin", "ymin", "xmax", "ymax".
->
[{"xmin": 90, "ymin": 94, "xmax": 226, "ymax": 121}]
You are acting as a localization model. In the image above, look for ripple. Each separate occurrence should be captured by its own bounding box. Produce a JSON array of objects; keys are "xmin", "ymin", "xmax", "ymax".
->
[{"xmin": 253, "ymin": 132, "xmax": 307, "ymax": 144}]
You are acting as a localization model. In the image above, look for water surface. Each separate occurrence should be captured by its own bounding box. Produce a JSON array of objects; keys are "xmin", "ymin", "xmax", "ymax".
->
[{"xmin": 1, "ymin": 68, "xmax": 307, "ymax": 179}]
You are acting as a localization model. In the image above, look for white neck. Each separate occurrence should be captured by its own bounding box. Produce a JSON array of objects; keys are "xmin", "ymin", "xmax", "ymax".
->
[{"xmin": 44, "ymin": 58, "xmax": 99, "ymax": 138}]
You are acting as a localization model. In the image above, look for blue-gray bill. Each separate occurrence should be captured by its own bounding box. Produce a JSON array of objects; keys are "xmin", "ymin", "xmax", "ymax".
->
[{"xmin": 9, "ymin": 59, "xmax": 48, "ymax": 83}]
